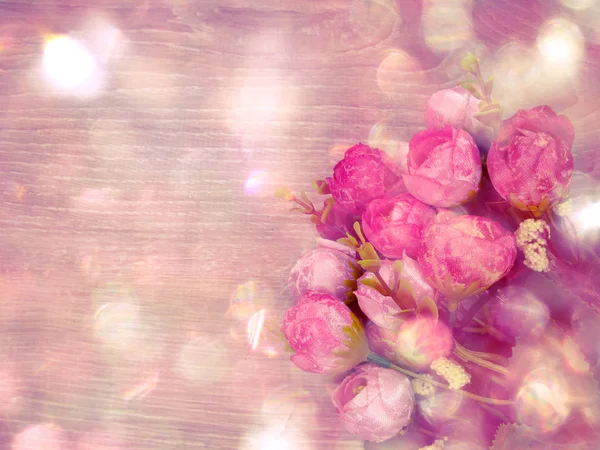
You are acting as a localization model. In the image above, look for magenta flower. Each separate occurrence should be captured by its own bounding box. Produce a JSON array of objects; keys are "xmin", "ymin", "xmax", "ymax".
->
[
  {"xmin": 288, "ymin": 238, "xmax": 358, "ymax": 302},
  {"xmin": 327, "ymin": 143, "xmax": 400, "ymax": 214},
  {"xmin": 418, "ymin": 214, "xmax": 517, "ymax": 309},
  {"xmin": 425, "ymin": 87, "xmax": 494, "ymax": 150},
  {"xmin": 366, "ymin": 317, "xmax": 453, "ymax": 371},
  {"xmin": 362, "ymin": 193, "xmax": 436, "ymax": 259},
  {"xmin": 402, "ymin": 126, "xmax": 482, "ymax": 208},
  {"xmin": 356, "ymin": 257, "xmax": 436, "ymax": 329},
  {"xmin": 487, "ymin": 106, "xmax": 574, "ymax": 214},
  {"xmin": 331, "ymin": 363, "xmax": 415, "ymax": 442},
  {"xmin": 281, "ymin": 291, "xmax": 369, "ymax": 374}
]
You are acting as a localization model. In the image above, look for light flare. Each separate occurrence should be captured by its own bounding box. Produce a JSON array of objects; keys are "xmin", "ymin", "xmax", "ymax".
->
[
  {"xmin": 537, "ymin": 18, "xmax": 584, "ymax": 67},
  {"xmin": 248, "ymin": 309, "xmax": 266, "ymax": 350},
  {"xmin": 43, "ymin": 35, "xmax": 97, "ymax": 91}
]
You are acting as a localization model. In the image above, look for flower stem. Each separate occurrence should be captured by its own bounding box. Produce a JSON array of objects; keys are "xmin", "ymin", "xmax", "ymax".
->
[
  {"xmin": 472, "ymin": 317, "xmax": 506, "ymax": 341},
  {"xmin": 373, "ymin": 269, "xmax": 411, "ymax": 310},
  {"xmin": 367, "ymin": 352, "xmax": 513, "ymax": 406},
  {"xmin": 453, "ymin": 341, "xmax": 509, "ymax": 376}
]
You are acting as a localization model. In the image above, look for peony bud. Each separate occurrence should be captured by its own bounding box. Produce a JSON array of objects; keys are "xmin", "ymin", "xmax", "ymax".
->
[
  {"xmin": 418, "ymin": 214, "xmax": 516, "ymax": 309},
  {"xmin": 425, "ymin": 87, "xmax": 494, "ymax": 150},
  {"xmin": 356, "ymin": 257, "xmax": 437, "ymax": 329},
  {"xmin": 362, "ymin": 193, "xmax": 436, "ymax": 259},
  {"xmin": 487, "ymin": 106, "xmax": 574, "ymax": 215},
  {"xmin": 327, "ymin": 143, "xmax": 400, "ymax": 214},
  {"xmin": 331, "ymin": 363, "xmax": 415, "ymax": 442},
  {"xmin": 288, "ymin": 238, "xmax": 358, "ymax": 302},
  {"xmin": 281, "ymin": 291, "xmax": 369, "ymax": 374},
  {"xmin": 403, "ymin": 126, "xmax": 482, "ymax": 208}
]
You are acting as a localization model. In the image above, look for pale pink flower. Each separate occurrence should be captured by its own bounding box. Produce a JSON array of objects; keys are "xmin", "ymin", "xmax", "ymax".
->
[
  {"xmin": 356, "ymin": 257, "xmax": 436, "ymax": 329},
  {"xmin": 331, "ymin": 363, "xmax": 415, "ymax": 443},
  {"xmin": 402, "ymin": 126, "xmax": 482, "ymax": 208},
  {"xmin": 281, "ymin": 291, "xmax": 369, "ymax": 374},
  {"xmin": 418, "ymin": 214, "xmax": 517, "ymax": 308},
  {"xmin": 362, "ymin": 193, "xmax": 436, "ymax": 259},
  {"xmin": 327, "ymin": 143, "xmax": 400, "ymax": 214},
  {"xmin": 366, "ymin": 317, "xmax": 453, "ymax": 371},
  {"xmin": 487, "ymin": 105, "xmax": 574, "ymax": 213},
  {"xmin": 288, "ymin": 238, "xmax": 358, "ymax": 302},
  {"xmin": 425, "ymin": 87, "xmax": 494, "ymax": 150}
]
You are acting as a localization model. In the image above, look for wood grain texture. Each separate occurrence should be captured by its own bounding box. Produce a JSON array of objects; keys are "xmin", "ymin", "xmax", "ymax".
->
[{"xmin": 0, "ymin": 0, "xmax": 599, "ymax": 448}]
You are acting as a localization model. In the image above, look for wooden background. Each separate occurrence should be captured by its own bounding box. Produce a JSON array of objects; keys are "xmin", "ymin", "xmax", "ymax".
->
[{"xmin": 0, "ymin": 0, "xmax": 599, "ymax": 448}]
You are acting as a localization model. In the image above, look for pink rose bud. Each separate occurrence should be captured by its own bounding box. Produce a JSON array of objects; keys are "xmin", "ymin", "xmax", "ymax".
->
[
  {"xmin": 402, "ymin": 126, "xmax": 482, "ymax": 208},
  {"xmin": 487, "ymin": 105, "xmax": 574, "ymax": 214},
  {"xmin": 425, "ymin": 87, "xmax": 494, "ymax": 150},
  {"xmin": 281, "ymin": 291, "xmax": 369, "ymax": 374},
  {"xmin": 356, "ymin": 257, "xmax": 437, "ymax": 329},
  {"xmin": 418, "ymin": 214, "xmax": 517, "ymax": 309},
  {"xmin": 327, "ymin": 143, "xmax": 400, "ymax": 214},
  {"xmin": 331, "ymin": 363, "xmax": 415, "ymax": 443},
  {"xmin": 362, "ymin": 193, "xmax": 436, "ymax": 259},
  {"xmin": 366, "ymin": 317, "xmax": 453, "ymax": 371},
  {"xmin": 288, "ymin": 238, "xmax": 358, "ymax": 302}
]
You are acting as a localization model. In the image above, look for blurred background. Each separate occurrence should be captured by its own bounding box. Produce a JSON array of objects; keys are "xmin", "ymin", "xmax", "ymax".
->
[{"xmin": 0, "ymin": 0, "xmax": 600, "ymax": 448}]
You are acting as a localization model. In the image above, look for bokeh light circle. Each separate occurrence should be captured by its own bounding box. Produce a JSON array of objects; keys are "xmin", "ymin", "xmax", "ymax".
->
[
  {"xmin": 43, "ymin": 36, "xmax": 96, "ymax": 90},
  {"xmin": 515, "ymin": 368, "xmax": 571, "ymax": 432}
]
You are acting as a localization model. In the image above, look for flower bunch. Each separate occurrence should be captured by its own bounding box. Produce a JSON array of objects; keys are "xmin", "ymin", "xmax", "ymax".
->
[{"xmin": 274, "ymin": 52, "xmax": 599, "ymax": 448}]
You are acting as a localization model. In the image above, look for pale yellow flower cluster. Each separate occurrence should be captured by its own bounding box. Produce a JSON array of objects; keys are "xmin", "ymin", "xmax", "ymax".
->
[
  {"xmin": 515, "ymin": 218, "xmax": 551, "ymax": 272},
  {"xmin": 430, "ymin": 357, "xmax": 471, "ymax": 390},
  {"xmin": 554, "ymin": 198, "xmax": 573, "ymax": 217}
]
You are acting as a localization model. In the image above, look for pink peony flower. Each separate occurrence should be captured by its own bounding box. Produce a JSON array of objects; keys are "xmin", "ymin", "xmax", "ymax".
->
[
  {"xmin": 366, "ymin": 317, "xmax": 453, "ymax": 371},
  {"xmin": 418, "ymin": 214, "xmax": 517, "ymax": 309},
  {"xmin": 331, "ymin": 363, "xmax": 415, "ymax": 443},
  {"xmin": 327, "ymin": 143, "xmax": 400, "ymax": 214},
  {"xmin": 356, "ymin": 257, "xmax": 437, "ymax": 329},
  {"xmin": 425, "ymin": 87, "xmax": 494, "ymax": 150},
  {"xmin": 402, "ymin": 126, "xmax": 482, "ymax": 208},
  {"xmin": 487, "ymin": 105, "xmax": 574, "ymax": 214},
  {"xmin": 362, "ymin": 193, "xmax": 436, "ymax": 259},
  {"xmin": 281, "ymin": 291, "xmax": 369, "ymax": 374},
  {"xmin": 288, "ymin": 238, "xmax": 358, "ymax": 302}
]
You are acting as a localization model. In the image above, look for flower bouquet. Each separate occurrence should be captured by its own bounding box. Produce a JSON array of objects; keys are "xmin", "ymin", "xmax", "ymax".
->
[{"xmin": 275, "ymin": 52, "xmax": 600, "ymax": 449}]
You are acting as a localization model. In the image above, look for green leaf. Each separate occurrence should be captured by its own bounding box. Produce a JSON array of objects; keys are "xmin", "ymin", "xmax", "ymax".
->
[
  {"xmin": 320, "ymin": 198, "xmax": 335, "ymax": 223},
  {"xmin": 485, "ymin": 77, "xmax": 494, "ymax": 95},
  {"xmin": 417, "ymin": 296, "xmax": 439, "ymax": 322},
  {"xmin": 461, "ymin": 52, "xmax": 480, "ymax": 74},
  {"xmin": 358, "ymin": 259, "xmax": 381, "ymax": 272},
  {"xmin": 313, "ymin": 179, "xmax": 330, "ymax": 195},
  {"xmin": 353, "ymin": 222, "xmax": 366, "ymax": 245},
  {"xmin": 358, "ymin": 243, "xmax": 379, "ymax": 262},
  {"xmin": 396, "ymin": 277, "xmax": 417, "ymax": 309},
  {"xmin": 460, "ymin": 82, "xmax": 484, "ymax": 100},
  {"xmin": 300, "ymin": 191, "xmax": 311, "ymax": 205},
  {"xmin": 478, "ymin": 102, "xmax": 501, "ymax": 113},
  {"xmin": 474, "ymin": 107, "xmax": 501, "ymax": 127},
  {"xmin": 275, "ymin": 186, "xmax": 294, "ymax": 201},
  {"xmin": 391, "ymin": 260, "xmax": 404, "ymax": 288},
  {"xmin": 359, "ymin": 277, "xmax": 383, "ymax": 290},
  {"xmin": 344, "ymin": 279, "xmax": 358, "ymax": 289}
]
